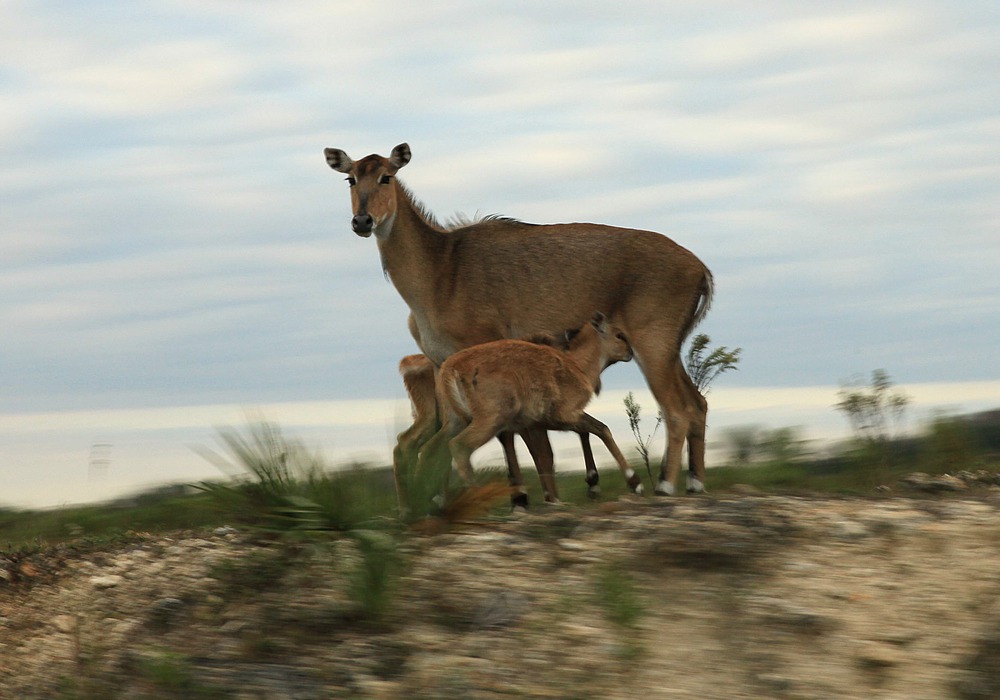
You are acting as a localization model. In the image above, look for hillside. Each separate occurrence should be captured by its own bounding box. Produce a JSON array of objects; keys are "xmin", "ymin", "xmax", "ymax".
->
[{"xmin": 3, "ymin": 486, "xmax": 1000, "ymax": 699}]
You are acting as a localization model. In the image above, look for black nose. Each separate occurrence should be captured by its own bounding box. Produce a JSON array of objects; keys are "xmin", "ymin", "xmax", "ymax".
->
[{"xmin": 352, "ymin": 213, "xmax": 373, "ymax": 234}]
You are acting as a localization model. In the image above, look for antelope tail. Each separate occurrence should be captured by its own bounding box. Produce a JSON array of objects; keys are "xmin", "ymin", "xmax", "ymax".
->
[{"xmin": 680, "ymin": 268, "xmax": 714, "ymax": 343}]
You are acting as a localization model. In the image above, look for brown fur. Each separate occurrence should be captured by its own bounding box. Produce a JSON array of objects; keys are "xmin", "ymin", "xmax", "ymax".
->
[
  {"xmin": 325, "ymin": 143, "xmax": 712, "ymax": 494},
  {"xmin": 428, "ymin": 315, "xmax": 641, "ymax": 492},
  {"xmin": 392, "ymin": 330, "xmax": 591, "ymax": 511}
]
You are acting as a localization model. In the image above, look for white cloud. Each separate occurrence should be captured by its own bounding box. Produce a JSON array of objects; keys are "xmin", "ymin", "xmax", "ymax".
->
[{"xmin": 2, "ymin": 2, "xmax": 999, "ymax": 504}]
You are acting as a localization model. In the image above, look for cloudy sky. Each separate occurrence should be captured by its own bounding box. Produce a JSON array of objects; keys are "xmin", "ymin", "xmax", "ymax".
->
[{"xmin": 3, "ymin": 2, "xmax": 999, "ymax": 507}]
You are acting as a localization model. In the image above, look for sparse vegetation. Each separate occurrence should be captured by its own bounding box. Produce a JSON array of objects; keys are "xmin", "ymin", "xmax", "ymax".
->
[
  {"xmin": 623, "ymin": 391, "xmax": 662, "ymax": 483},
  {"xmin": 593, "ymin": 563, "xmax": 646, "ymax": 660},
  {"xmin": 685, "ymin": 333, "xmax": 742, "ymax": 394},
  {"xmin": 3, "ymin": 408, "xmax": 1000, "ymax": 698},
  {"xmin": 4, "ymin": 407, "xmax": 1000, "ymax": 556},
  {"xmin": 623, "ymin": 333, "xmax": 740, "ymax": 482},
  {"xmin": 836, "ymin": 370, "xmax": 909, "ymax": 450}
]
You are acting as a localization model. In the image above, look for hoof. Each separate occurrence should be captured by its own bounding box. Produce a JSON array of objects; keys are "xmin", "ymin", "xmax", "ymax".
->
[
  {"xmin": 654, "ymin": 480, "xmax": 676, "ymax": 496},
  {"xmin": 626, "ymin": 470, "xmax": 644, "ymax": 495},
  {"xmin": 511, "ymin": 492, "xmax": 530, "ymax": 511},
  {"xmin": 686, "ymin": 476, "xmax": 706, "ymax": 494},
  {"xmin": 587, "ymin": 484, "xmax": 601, "ymax": 499}
]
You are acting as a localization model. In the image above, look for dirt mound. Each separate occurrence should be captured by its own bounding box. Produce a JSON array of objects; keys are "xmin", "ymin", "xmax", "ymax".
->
[{"xmin": 3, "ymin": 491, "xmax": 1000, "ymax": 699}]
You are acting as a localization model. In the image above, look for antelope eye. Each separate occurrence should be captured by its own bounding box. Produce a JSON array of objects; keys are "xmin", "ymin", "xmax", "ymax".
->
[
  {"xmin": 345, "ymin": 176, "xmax": 357, "ymax": 187},
  {"xmin": 378, "ymin": 174, "xmax": 392, "ymax": 185}
]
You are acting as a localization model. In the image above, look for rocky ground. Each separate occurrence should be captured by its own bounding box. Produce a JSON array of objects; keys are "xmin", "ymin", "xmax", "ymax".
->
[{"xmin": 3, "ymin": 476, "xmax": 1000, "ymax": 699}]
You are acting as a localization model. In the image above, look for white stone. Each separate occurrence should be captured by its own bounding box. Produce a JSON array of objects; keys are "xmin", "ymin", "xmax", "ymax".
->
[
  {"xmin": 51, "ymin": 615, "xmax": 77, "ymax": 634},
  {"xmin": 89, "ymin": 575, "xmax": 123, "ymax": 589}
]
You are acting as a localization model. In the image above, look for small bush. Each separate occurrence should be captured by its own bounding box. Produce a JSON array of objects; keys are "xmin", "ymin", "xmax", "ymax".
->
[{"xmin": 195, "ymin": 420, "xmax": 393, "ymax": 534}]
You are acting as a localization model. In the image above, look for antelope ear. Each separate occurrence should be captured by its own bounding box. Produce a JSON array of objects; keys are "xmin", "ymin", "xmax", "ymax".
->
[
  {"xmin": 389, "ymin": 143, "xmax": 411, "ymax": 170},
  {"xmin": 590, "ymin": 311, "xmax": 608, "ymax": 331},
  {"xmin": 325, "ymin": 148, "xmax": 353, "ymax": 173}
]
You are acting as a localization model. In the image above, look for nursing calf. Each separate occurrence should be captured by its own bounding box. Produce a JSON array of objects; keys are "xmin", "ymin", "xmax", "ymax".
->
[{"xmin": 425, "ymin": 313, "xmax": 643, "ymax": 494}]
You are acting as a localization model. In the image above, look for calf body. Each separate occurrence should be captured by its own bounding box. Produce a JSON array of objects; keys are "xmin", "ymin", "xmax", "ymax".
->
[{"xmin": 430, "ymin": 315, "xmax": 642, "ymax": 493}]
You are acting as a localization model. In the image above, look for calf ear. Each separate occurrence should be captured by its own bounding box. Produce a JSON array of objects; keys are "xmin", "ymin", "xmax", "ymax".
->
[
  {"xmin": 325, "ymin": 148, "xmax": 353, "ymax": 173},
  {"xmin": 389, "ymin": 143, "xmax": 411, "ymax": 170}
]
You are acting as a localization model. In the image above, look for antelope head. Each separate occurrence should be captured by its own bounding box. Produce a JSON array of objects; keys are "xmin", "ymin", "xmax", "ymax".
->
[
  {"xmin": 324, "ymin": 143, "xmax": 411, "ymax": 238},
  {"xmin": 591, "ymin": 312, "xmax": 633, "ymax": 366}
]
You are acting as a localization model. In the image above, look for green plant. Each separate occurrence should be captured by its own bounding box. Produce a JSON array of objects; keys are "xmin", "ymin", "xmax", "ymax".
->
[
  {"xmin": 922, "ymin": 413, "xmax": 976, "ymax": 472},
  {"xmin": 685, "ymin": 333, "xmax": 742, "ymax": 393},
  {"xmin": 594, "ymin": 564, "xmax": 643, "ymax": 629},
  {"xmin": 593, "ymin": 563, "xmax": 646, "ymax": 660},
  {"xmin": 723, "ymin": 425, "xmax": 762, "ymax": 466},
  {"xmin": 759, "ymin": 426, "xmax": 808, "ymax": 464},
  {"xmin": 136, "ymin": 651, "xmax": 228, "ymax": 699},
  {"xmin": 348, "ymin": 529, "xmax": 401, "ymax": 625},
  {"xmin": 835, "ymin": 370, "xmax": 909, "ymax": 444},
  {"xmin": 208, "ymin": 548, "xmax": 294, "ymax": 597},
  {"xmin": 623, "ymin": 391, "xmax": 661, "ymax": 484},
  {"xmin": 194, "ymin": 419, "xmax": 393, "ymax": 533},
  {"xmin": 835, "ymin": 370, "xmax": 910, "ymax": 474}
]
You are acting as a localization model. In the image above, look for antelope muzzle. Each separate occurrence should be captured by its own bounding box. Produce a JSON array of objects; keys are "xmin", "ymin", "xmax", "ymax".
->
[{"xmin": 352, "ymin": 212, "xmax": 374, "ymax": 237}]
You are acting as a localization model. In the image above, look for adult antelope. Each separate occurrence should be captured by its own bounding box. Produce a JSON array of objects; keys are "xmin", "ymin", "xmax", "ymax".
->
[
  {"xmin": 324, "ymin": 143, "xmax": 712, "ymax": 495},
  {"xmin": 429, "ymin": 313, "xmax": 640, "ymax": 491}
]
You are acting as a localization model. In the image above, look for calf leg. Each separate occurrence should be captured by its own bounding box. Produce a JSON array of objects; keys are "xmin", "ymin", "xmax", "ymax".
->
[
  {"xmin": 449, "ymin": 418, "xmax": 503, "ymax": 485},
  {"xmin": 498, "ymin": 431, "xmax": 529, "ymax": 510},
  {"xmin": 578, "ymin": 431, "xmax": 600, "ymax": 498},
  {"xmin": 576, "ymin": 413, "xmax": 643, "ymax": 494},
  {"xmin": 521, "ymin": 427, "xmax": 559, "ymax": 503}
]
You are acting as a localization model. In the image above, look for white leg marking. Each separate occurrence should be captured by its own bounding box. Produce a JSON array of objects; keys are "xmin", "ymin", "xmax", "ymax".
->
[
  {"xmin": 655, "ymin": 480, "xmax": 675, "ymax": 496},
  {"xmin": 687, "ymin": 476, "xmax": 705, "ymax": 493},
  {"xmin": 625, "ymin": 468, "xmax": 636, "ymax": 480},
  {"xmin": 634, "ymin": 483, "xmax": 644, "ymax": 495}
]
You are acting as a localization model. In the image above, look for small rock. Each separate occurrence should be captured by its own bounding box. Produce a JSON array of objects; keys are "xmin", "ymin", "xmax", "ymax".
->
[
  {"xmin": 900, "ymin": 472, "xmax": 967, "ymax": 493},
  {"xmin": 831, "ymin": 519, "xmax": 869, "ymax": 540},
  {"xmin": 472, "ymin": 590, "xmax": 528, "ymax": 629},
  {"xmin": 51, "ymin": 615, "xmax": 78, "ymax": 634},
  {"xmin": 756, "ymin": 672, "xmax": 793, "ymax": 692},
  {"xmin": 147, "ymin": 597, "xmax": 184, "ymax": 630},
  {"xmin": 89, "ymin": 574, "xmax": 123, "ymax": 589},
  {"xmin": 856, "ymin": 640, "xmax": 904, "ymax": 668}
]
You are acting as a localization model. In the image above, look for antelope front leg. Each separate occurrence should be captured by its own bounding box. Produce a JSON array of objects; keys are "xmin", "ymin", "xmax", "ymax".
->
[
  {"xmin": 577, "ymin": 431, "xmax": 600, "ymax": 498},
  {"xmin": 577, "ymin": 413, "xmax": 644, "ymax": 495}
]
